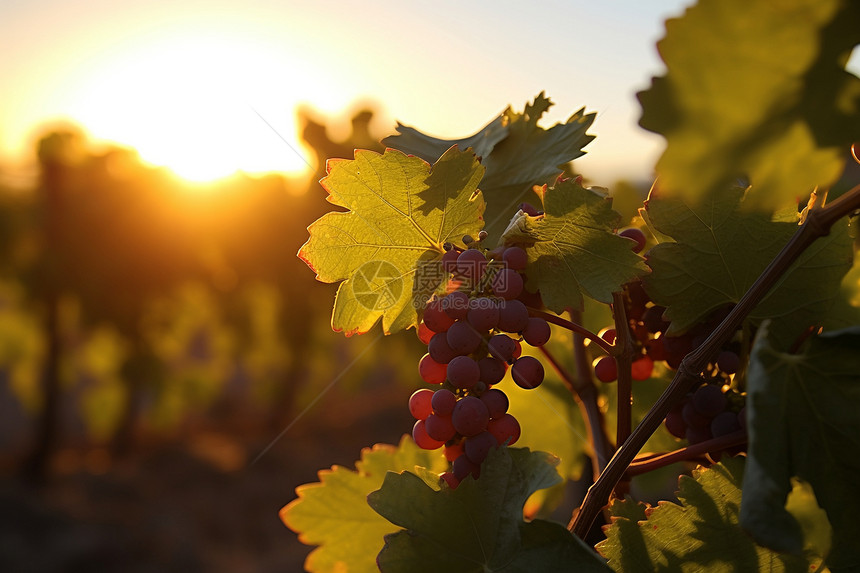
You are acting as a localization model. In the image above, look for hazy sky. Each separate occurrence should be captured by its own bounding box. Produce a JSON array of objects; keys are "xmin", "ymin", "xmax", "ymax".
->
[{"xmin": 2, "ymin": 0, "xmax": 696, "ymax": 183}]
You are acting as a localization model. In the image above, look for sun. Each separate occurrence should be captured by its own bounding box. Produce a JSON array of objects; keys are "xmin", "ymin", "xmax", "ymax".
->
[{"xmin": 61, "ymin": 31, "xmax": 325, "ymax": 182}]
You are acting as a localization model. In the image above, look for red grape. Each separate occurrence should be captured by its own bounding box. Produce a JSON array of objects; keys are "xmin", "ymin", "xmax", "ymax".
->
[
  {"xmin": 488, "ymin": 414, "xmax": 520, "ymax": 446},
  {"xmin": 408, "ymin": 389, "xmax": 434, "ymax": 420},
  {"xmin": 631, "ymin": 356, "xmax": 654, "ymax": 381},
  {"xmin": 423, "ymin": 298, "xmax": 454, "ymax": 333},
  {"xmin": 418, "ymin": 353, "xmax": 447, "ymax": 385},
  {"xmin": 456, "ymin": 249, "xmax": 487, "ymax": 284},
  {"xmin": 416, "ymin": 321, "xmax": 434, "ymax": 344},
  {"xmin": 593, "ymin": 356, "xmax": 618, "ymax": 383},
  {"xmin": 412, "ymin": 420, "xmax": 445, "ymax": 450}
]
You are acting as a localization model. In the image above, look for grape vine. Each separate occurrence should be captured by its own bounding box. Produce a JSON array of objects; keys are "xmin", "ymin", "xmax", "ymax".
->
[{"xmin": 282, "ymin": 0, "xmax": 860, "ymax": 570}]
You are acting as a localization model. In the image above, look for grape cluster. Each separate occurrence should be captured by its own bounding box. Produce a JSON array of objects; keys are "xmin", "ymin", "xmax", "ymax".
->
[
  {"xmin": 410, "ymin": 244, "xmax": 550, "ymax": 488},
  {"xmin": 664, "ymin": 384, "xmax": 746, "ymax": 449}
]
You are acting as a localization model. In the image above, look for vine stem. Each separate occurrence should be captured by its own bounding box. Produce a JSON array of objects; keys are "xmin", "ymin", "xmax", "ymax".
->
[
  {"xmin": 611, "ymin": 291, "xmax": 634, "ymax": 445},
  {"xmin": 528, "ymin": 308, "xmax": 614, "ymax": 355},
  {"xmin": 539, "ymin": 345, "xmax": 613, "ymax": 472},
  {"xmin": 569, "ymin": 182, "xmax": 860, "ymax": 539},
  {"xmin": 624, "ymin": 430, "xmax": 747, "ymax": 477}
]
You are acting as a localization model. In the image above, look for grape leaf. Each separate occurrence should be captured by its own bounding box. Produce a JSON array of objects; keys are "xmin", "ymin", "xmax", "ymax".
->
[
  {"xmin": 367, "ymin": 446, "xmax": 610, "ymax": 572},
  {"xmin": 384, "ymin": 93, "xmax": 596, "ymax": 239},
  {"xmin": 501, "ymin": 178, "xmax": 649, "ymax": 312},
  {"xmin": 638, "ymin": 0, "xmax": 860, "ymax": 211},
  {"xmin": 597, "ymin": 458, "xmax": 824, "ymax": 572},
  {"xmin": 741, "ymin": 323, "xmax": 860, "ymax": 571},
  {"xmin": 298, "ymin": 146, "xmax": 485, "ymax": 335},
  {"xmin": 280, "ymin": 436, "xmax": 447, "ymax": 573},
  {"xmin": 642, "ymin": 185, "xmax": 854, "ymax": 347}
]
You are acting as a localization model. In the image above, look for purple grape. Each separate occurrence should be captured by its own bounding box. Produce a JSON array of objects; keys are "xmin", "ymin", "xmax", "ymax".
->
[
  {"xmin": 511, "ymin": 356, "xmax": 544, "ymax": 389},
  {"xmin": 664, "ymin": 407, "xmax": 687, "ymax": 439},
  {"xmin": 442, "ymin": 291, "xmax": 470, "ymax": 320},
  {"xmin": 717, "ymin": 350, "xmax": 741, "ymax": 374},
  {"xmin": 425, "ymin": 413, "xmax": 457, "ymax": 442},
  {"xmin": 710, "ymin": 411, "xmax": 741, "ymax": 437},
  {"xmin": 467, "ymin": 297, "xmax": 499, "ymax": 331},
  {"xmin": 478, "ymin": 356, "xmax": 506, "ymax": 384},
  {"xmin": 692, "ymin": 384, "xmax": 727, "ymax": 417},
  {"xmin": 497, "ymin": 299, "xmax": 529, "ymax": 333},
  {"xmin": 428, "ymin": 332, "xmax": 457, "ymax": 364},
  {"xmin": 452, "ymin": 396, "xmax": 490, "ymax": 437},
  {"xmin": 685, "ymin": 425, "xmax": 713, "ymax": 445},
  {"xmin": 519, "ymin": 202, "xmax": 540, "ymax": 216},
  {"xmin": 464, "ymin": 431, "xmax": 498, "ymax": 464},
  {"xmin": 456, "ymin": 249, "xmax": 487, "ymax": 284},
  {"xmin": 682, "ymin": 401, "xmax": 711, "ymax": 429},
  {"xmin": 480, "ymin": 388, "xmax": 509, "ymax": 419},
  {"xmin": 447, "ymin": 356, "xmax": 480, "ymax": 389},
  {"xmin": 446, "ymin": 320, "xmax": 483, "ymax": 355},
  {"xmin": 642, "ymin": 305, "xmax": 669, "ymax": 333},
  {"xmin": 522, "ymin": 317, "xmax": 551, "ymax": 346},
  {"xmin": 492, "ymin": 269, "xmax": 524, "ymax": 300},
  {"xmin": 431, "ymin": 389, "xmax": 457, "ymax": 416},
  {"xmin": 619, "ymin": 227, "xmax": 647, "ymax": 253},
  {"xmin": 487, "ymin": 334, "xmax": 518, "ymax": 363},
  {"xmin": 502, "ymin": 246, "xmax": 528, "ymax": 271},
  {"xmin": 452, "ymin": 453, "xmax": 480, "ymax": 480}
]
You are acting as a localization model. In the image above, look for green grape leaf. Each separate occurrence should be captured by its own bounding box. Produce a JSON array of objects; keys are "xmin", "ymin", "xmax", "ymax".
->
[
  {"xmin": 638, "ymin": 0, "xmax": 860, "ymax": 211},
  {"xmin": 502, "ymin": 178, "xmax": 649, "ymax": 312},
  {"xmin": 642, "ymin": 185, "xmax": 853, "ymax": 346},
  {"xmin": 280, "ymin": 436, "xmax": 448, "ymax": 573},
  {"xmin": 597, "ymin": 458, "xmax": 824, "ymax": 572},
  {"xmin": 384, "ymin": 93, "xmax": 596, "ymax": 239},
  {"xmin": 368, "ymin": 446, "xmax": 610, "ymax": 572},
  {"xmin": 298, "ymin": 146, "xmax": 485, "ymax": 335},
  {"xmin": 741, "ymin": 323, "xmax": 860, "ymax": 571}
]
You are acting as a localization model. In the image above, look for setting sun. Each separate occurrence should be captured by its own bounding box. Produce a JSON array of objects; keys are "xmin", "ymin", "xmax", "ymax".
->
[{"xmin": 56, "ymin": 30, "xmax": 326, "ymax": 182}]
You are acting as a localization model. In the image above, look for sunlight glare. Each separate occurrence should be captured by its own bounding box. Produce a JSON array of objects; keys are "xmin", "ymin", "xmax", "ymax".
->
[{"xmin": 62, "ymin": 31, "xmax": 338, "ymax": 182}]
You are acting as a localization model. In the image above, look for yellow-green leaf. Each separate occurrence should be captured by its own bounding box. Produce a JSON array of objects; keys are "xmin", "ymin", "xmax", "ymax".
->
[{"xmin": 299, "ymin": 146, "xmax": 485, "ymax": 335}]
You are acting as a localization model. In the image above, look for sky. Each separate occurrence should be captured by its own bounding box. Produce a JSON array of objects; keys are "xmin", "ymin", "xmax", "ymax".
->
[{"xmin": 1, "ymin": 0, "xmax": 698, "ymax": 184}]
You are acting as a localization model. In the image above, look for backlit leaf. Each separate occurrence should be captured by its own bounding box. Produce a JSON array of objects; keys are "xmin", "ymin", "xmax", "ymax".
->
[
  {"xmin": 502, "ymin": 178, "xmax": 648, "ymax": 312},
  {"xmin": 368, "ymin": 446, "xmax": 610, "ymax": 572},
  {"xmin": 741, "ymin": 323, "xmax": 860, "ymax": 571},
  {"xmin": 384, "ymin": 93, "xmax": 596, "ymax": 239},
  {"xmin": 280, "ymin": 436, "xmax": 447, "ymax": 573},
  {"xmin": 597, "ymin": 458, "xmax": 824, "ymax": 572},
  {"xmin": 299, "ymin": 146, "xmax": 485, "ymax": 335},
  {"xmin": 638, "ymin": 0, "xmax": 860, "ymax": 211},
  {"xmin": 642, "ymin": 185, "xmax": 853, "ymax": 347}
]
